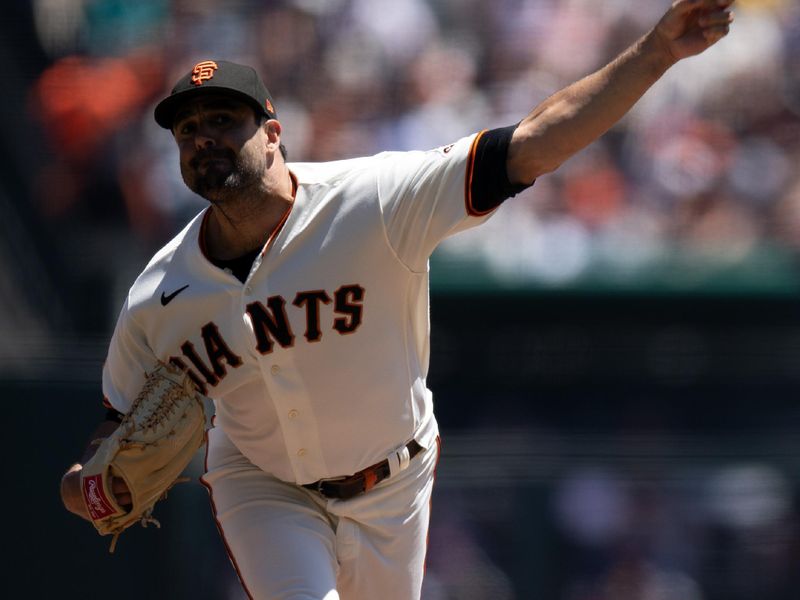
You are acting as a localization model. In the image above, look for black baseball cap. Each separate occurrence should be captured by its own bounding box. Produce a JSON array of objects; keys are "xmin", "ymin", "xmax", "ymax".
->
[{"xmin": 154, "ymin": 59, "xmax": 277, "ymax": 129}]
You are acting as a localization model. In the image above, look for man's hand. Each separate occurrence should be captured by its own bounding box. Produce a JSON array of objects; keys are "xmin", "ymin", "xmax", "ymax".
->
[
  {"xmin": 655, "ymin": 0, "xmax": 735, "ymax": 63},
  {"xmin": 61, "ymin": 464, "xmax": 90, "ymax": 520},
  {"xmin": 60, "ymin": 420, "xmax": 131, "ymax": 521}
]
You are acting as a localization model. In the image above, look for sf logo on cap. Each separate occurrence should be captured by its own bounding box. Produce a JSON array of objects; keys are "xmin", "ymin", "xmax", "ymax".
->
[{"xmin": 191, "ymin": 60, "xmax": 218, "ymax": 86}]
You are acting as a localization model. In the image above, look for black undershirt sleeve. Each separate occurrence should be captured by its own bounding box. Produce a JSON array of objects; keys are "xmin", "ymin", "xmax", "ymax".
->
[{"xmin": 469, "ymin": 123, "xmax": 534, "ymax": 214}]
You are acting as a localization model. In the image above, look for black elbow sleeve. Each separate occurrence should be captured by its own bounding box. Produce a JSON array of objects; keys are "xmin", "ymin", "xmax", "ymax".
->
[{"xmin": 468, "ymin": 123, "xmax": 534, "ymax": 214}]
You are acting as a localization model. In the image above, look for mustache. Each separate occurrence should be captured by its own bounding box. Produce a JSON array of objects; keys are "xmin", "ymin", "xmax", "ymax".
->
[{"xmin": 189, "ymin": 148, "xmax": 235, "ymax": 169}]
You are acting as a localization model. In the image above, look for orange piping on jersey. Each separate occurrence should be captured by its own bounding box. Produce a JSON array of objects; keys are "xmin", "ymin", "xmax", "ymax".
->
[
  {"xmin": 102, "ymin": 396, "xmax": 113, "ymax": 410},
  {"xmin": 199, "ymin": 209, "xmax": 212, "ymax": 261},
  {"xmin": 198, "ymin": 171, "xmax": 298, "ymax": 262},
  {"xmin": 289, "ymin": 169, "xmax": 298, "ymax": 198},
  {"xmin": 259, "ymin": 170, "xmax": 298, "ymax": 258},
  {"xmin": 464, "ymin": 130, "xmax": 491, "ymax": 217},
  {"xmin": 200, "ymin": 434, "xmax": 257, "ymax": 600}
]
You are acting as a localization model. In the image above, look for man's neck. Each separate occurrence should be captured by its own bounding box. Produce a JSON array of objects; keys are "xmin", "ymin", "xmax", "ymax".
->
[{"xmin": 204, "ymin": 173, "xmax": 294, "ymax": 261}]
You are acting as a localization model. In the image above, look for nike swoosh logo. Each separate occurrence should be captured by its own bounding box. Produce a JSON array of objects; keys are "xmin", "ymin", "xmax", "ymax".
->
[{"xmin": 160, "ymin": 284, "xmax": 189, "ymax": 306}]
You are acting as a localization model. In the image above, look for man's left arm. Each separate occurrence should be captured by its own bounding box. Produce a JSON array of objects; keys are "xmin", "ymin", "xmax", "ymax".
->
[{"xmin": 507, "ymin": 0, "xmax": 735, "ymax": 185}]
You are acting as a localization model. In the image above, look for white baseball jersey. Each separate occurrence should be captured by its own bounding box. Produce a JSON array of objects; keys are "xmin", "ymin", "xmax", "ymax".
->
[{"xmin": 102, "ymin": 131, "xmax": 496, "ymax": 485}]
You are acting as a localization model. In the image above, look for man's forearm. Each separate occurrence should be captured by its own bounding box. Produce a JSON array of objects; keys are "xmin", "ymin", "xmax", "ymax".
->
[
  {"xmin": 508, "ymin": 30, "xmax": 673, "ymax": 183},
  {"xmin": 507, "ymin": 0, "xmax": 734, "ymax": 184}
]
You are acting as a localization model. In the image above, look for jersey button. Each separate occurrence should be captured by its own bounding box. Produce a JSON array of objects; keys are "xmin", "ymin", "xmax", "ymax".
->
[
  {"xmin": 244, "ymin": 286, "xmax": 253, "ymax": 295},
  {"xmin": 271, "ymin": 365, "xmax": 281, "ymax": 375},
  {"xmin": 297, "ymin": 448, "xmax": 307, "ymax": 457},
  {"xmin": 288, "ymin": 409, "xmax": 299, "ymax": 419}
]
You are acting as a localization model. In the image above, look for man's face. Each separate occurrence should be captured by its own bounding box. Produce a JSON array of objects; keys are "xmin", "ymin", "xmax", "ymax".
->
[{"xmin": 173, "ymin": 95, "xmax": 267, "ymax": 202}]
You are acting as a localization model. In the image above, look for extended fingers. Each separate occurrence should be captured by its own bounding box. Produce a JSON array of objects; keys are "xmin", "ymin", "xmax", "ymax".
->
[
  {"xmin": 699, "ymin": 8, "xmax": 734, "ymax": 41},
  {"xmin": 699, "ymin": 9, "xmax": 734, "ymax": 27},
  {"xmin": 658, "ymin": 0, "xmax": 735, "ymax": 59},
  {"xmin": 672, "ymin": 0, "xmax": 734, "ymax": 14}
]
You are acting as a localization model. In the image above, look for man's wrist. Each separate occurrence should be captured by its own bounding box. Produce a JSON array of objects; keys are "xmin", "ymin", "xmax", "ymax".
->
[{"xmin": 641, "ymin": 29, "xmax": 680, "ymax": 73}]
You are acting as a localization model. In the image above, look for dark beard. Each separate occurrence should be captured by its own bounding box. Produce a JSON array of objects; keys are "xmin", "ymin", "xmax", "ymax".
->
[{"xmin": 183, "ymin": 149, "xmax": 260, "ymax": 202}]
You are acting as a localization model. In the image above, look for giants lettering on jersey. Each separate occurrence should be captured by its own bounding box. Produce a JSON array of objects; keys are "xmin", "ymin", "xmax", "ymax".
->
[{"xmin": 169, "ymin": 284, "xmax": 364, "ymax": 394}]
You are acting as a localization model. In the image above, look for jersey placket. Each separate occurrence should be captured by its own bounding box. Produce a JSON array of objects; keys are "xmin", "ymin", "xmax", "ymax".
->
[{"xmin": 241, "ymin": 204, "xmax": 329, "ymax": 484}]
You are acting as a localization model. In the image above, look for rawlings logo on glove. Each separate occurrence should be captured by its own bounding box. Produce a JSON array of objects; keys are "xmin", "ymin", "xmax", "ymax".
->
[
  {"xmin": 80, "ymin": 361, "xmax": 207, "ymax": 552},
  {"xmin": 82, "ymin": 474, "xmax": 117, "ymax": 520}
]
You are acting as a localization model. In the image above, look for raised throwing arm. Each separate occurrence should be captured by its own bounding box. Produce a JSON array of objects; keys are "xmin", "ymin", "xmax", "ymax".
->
[{"xmin": 507, "ymin": 0, "xmax": 735, "ymax": 184}]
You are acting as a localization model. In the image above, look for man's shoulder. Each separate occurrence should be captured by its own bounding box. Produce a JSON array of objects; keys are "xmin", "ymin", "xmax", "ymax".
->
[
  {"xmin": 288, "ymin": 135, "xmax": 480, "ymax": 186},
  {"xmin": 288, "ymin": 155, "xmax": 384, "ymax": 187},
  {"xmin": 145, "ymin": 210, "xmax": 205, "ymax": 270},
  {"xmin": 126, "ymin": 209, "xmax": 206, "ymax": 307}
]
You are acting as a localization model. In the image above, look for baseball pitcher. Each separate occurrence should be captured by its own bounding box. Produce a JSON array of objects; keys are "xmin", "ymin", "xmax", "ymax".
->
[{"xmin": 60, "ymin": 2, "xmax": 735, "ymax": 598}]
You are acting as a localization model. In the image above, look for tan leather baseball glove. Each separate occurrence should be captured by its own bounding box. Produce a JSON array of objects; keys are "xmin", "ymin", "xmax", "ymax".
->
[{"xmin": 80, "ymin": 361, "xmax": 207, "ymax": 552}]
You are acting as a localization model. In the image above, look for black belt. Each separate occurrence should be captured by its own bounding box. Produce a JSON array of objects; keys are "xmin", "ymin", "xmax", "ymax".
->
[{"xmin": 302, "ymin": 440, "xmax": 423, "ymax": 500}]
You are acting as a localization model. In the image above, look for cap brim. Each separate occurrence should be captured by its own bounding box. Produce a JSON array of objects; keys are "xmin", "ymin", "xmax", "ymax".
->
[{"xmin": 154, "ymin": 85, "xmax": 271, "ymax": 129}]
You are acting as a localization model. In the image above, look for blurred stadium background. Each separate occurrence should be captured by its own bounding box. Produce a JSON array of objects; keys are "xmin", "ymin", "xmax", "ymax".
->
[{"xmin": 4, "ymin": 0, "xmax": 800, "ymax": 598}]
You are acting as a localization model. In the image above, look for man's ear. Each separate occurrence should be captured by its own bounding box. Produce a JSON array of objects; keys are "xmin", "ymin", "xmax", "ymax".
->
[
  {"xmin": 264, "ymin": 118, "xmax": 282, "ymax": 137},
  {"xmin": 264, "ymin": 119, "xmax": 283, "ymax": 150}
]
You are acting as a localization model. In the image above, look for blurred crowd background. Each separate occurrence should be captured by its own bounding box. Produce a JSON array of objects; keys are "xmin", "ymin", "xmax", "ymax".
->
[{"xmin": 3, "ymin": 0, "xmax": 800, "ymax": 599}]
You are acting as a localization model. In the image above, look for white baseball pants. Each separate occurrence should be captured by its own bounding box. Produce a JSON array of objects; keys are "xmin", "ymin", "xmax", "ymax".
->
[{"xmin": 201, "ymin": 427, "xmax": 440, "ymax": 600}]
